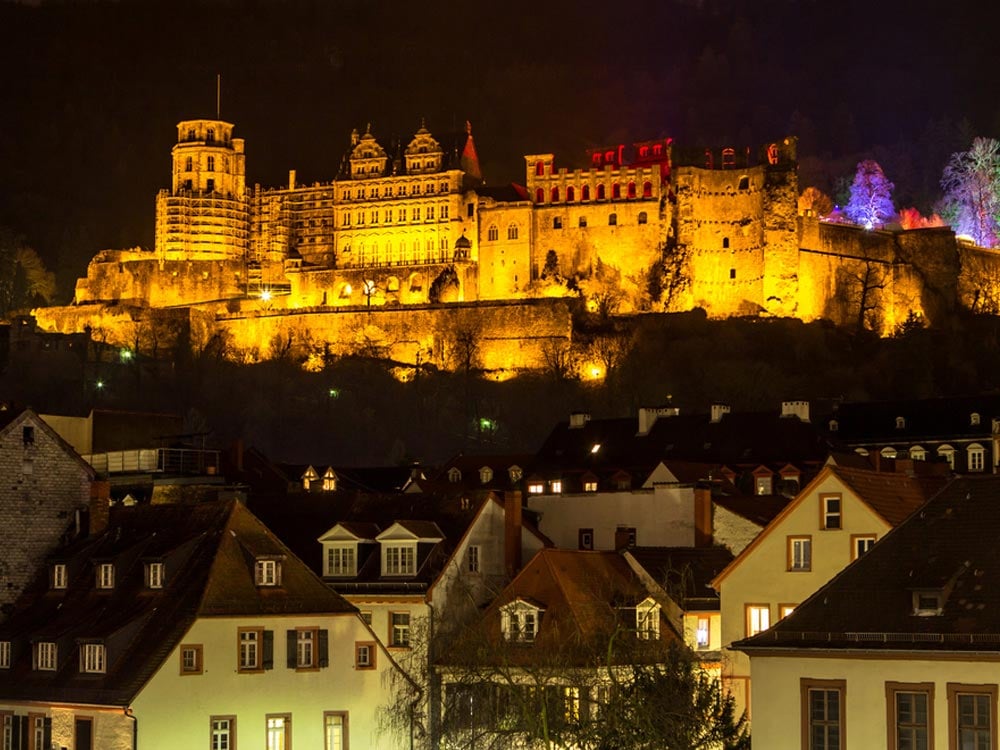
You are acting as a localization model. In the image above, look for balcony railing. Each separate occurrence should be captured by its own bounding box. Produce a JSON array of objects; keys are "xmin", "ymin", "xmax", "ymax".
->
[{"xmin": 84, "ymin": 448, "xmax": 221, "ymax": 476}]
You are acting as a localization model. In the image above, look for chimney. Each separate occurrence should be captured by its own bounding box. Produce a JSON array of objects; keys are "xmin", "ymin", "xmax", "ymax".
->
[
  {"xmin": 230, "ymin": 438, "xmax": 244, "ymax": 473},
  {"xmin": 288, "ymin": 169, "xmax": 297, "ymax": 190},
  {"xmin": 780, "ymin": 400, "xmax": 810, "ymax": 422},
  {"xmin": 694, "ymin": 483, "xmax": 713, "ymax": 547},
  {"xmin": 504, "ymin": 491, "xmax": 523, "ymax": 576},
  {"xmin": 89, "ymin": 480, "xmax": 111, "ymax": 537},
  {"xmin": 710, "ymin": 404, "xmax": 731, "ymax": 423},
  {"xmin": 637, "ymin": 406, "xmax": 680, "ymax": 436},
  {"xmin": 568, "ymin": 412, "xmax": 591, "ymax": 429}
]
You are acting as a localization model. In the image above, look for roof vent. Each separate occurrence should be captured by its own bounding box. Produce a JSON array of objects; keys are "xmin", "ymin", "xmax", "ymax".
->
[
  {"xmin": 569, "ymin": 412, "xmax": 591, "ymax": 429},
  {"xmin": 780, "ymin": 401, "xmax": 810, "ymax": 422}
]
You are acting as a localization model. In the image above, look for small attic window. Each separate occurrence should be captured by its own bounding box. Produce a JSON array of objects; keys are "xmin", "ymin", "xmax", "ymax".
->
[
  {"xmin": 255, "ymin": 558, "xmax": 283, "ymax": 587},
  {"xmin": 448, "ymin": 467, "xmax": 462, "ymax": 483},
  {"xmin": 322, "ymin": 468, "xmax": 337, "ymax": 492},
  {"xmin": 912, "ymin": 591, "xmax": 943, "ymax": 616},
  {"xmin": 509, "ymin": 466, "xmax": 523, "ymax": 483},
  {"xmin": 479, "ymin": 467, "xmax": 493, "ymax": 484},
  {"xmin": 828, "ymin": 419, "xmax": 838, "ymax": 432},
  {"xmin": 971, "ymin": 412, "xmax": 981, "ymax": 426},
  {"xmin": 22, "ymin": 425, "xmax": 35, "ymax": 445},
  {"xmin": 895, "ymin": 416, "xmax": 906, "ymax": 430}
]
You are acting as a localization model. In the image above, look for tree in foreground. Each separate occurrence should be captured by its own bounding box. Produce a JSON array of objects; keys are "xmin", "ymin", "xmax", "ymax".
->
[
  {"xmin": 939, "ymin": 137, "xmax": 1000, "ymax": 248},
  {"xmin": 844, "ymin": 160, "xmax": 895, "ymax": 230}
]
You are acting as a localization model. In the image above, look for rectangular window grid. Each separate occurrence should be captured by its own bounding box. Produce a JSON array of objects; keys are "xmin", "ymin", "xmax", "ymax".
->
[
  {"xmin": 385, "ymin": 546, "xmax": 416, "ymax": 576},
  {"xmin": 356, "ymin": 642, "xmax": 375, "ymax": 669},
  {"xmin": 325, "ymin": 713, "xmax": 346, "ymax": 750},
  {"xmin": 822, "ymin": 495, "xmax": 842, "ymax": 530},
  {"xmin": 297, "ymin": 630, "xmax": 315, "ymax": 669},
  {"xmin": 211, "ymin": 717, "xmax": 234, "ymax": 750},
  {"xmin": 35, "ymin": 642, "xmax": 56, "ymax": 671},
  {"xmin": 467, "ymin": 545, "xmax": 480, "ymax": 573},
  {"xmin": 789, "ymin": 537, "xmax": 812, "ymax": 571},
  {"xmin": 239, "ymin": 629, "xmax": 260, "ymax": 671},
  {"xmin": 809, "ymin": 688, "xmax": 841, "ymax": 749},
  {"xmin": 266, "ymin": 715, "xmax": 290, "ymax": 750},
  {"xmin": 81, "ymin": 643, "xmax": 105, "ymax": 673},
  {"xmin": 180, "ymin": 644, "xmax": 202, "ymax": 675},
  {"xmin": 390, "ymin": 612, "xmax": 410, "ymax": 647},
  {"xmin": 746, "ymin": 605, "xmax": 770, "ymax": 637}
]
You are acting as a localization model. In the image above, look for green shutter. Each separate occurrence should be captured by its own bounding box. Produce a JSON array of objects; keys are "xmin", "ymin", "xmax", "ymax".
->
[
  {"xmin": 43, "ymin": 717, "xmax": 52, "ymax": 748},
  {"xmin": 318, "ymin": 629, "xmax": 329, "ymax": 668},
  {"xmin": 263, "ymin": 630, "xmax": 274, "ymax": 670},
  {"xmin": 286, "ymin": 630, "xmax": 297, "ymax": 669}
]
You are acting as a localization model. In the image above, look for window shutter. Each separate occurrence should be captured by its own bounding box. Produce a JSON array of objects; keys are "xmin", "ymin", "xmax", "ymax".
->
[
  {"xmin": 286, "ymin": 630, "xmax": 297, "ymax": 669},
  {"xmin": 262, "ymin": 630, "xmax": 274, "ymax": 670},
  {"xmin": 43, "ymin": 717, "xmax": 52, "ymax": 748},
  {"xmin": 318, "ymin": 629, "xmax": 329, "ymax": 668}
]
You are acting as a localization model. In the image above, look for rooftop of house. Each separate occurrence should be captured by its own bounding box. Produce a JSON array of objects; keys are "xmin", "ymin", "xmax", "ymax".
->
[
  {"xmin": 732, "ymin": 475, "xmax": 1000, "ymax": 653},
  {"xmin": 0, "ymin": 500, "xmax": 355, "ymax": 705},
  {"xmin": 627, "ymin": 546, "xmax": 734, "ymax": 611},
  {"xmin": 827, "ymin": 395, "xmax": 1000, "ymax": 442}
]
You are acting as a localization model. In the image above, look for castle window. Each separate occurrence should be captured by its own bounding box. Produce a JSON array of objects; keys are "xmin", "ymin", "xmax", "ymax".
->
[
  {"xmin": 612, "ymin": 183, "xmax": 621, "ymax": 199},
  {"xmin": 551, "ymin": 187, "xmax": 559, "ymax": 202},
  {"xmin": 592, "ymin": 152, "xmax": 601, "ymax": 166},
  {"xmin": 206, "ymin": 128, "xmax": 215, "ymax": 142},
  {"xmin": 738, "ymin": 176, "xmax": 750, "ymax": 191},
  {"xmin": 427, "ymin": 206, "xmax": 435, "ymax": 220},
  {"xmin": 582, "ymin": 185, "xmax": 591, "ymax": 201},
  {"xmin": 643, "ymin": 181, "xmax": 653, "ymax": 198},
  {"xmin": 400, "ymin": 208, "xmax": 407, "ymax": 221},
  {"xmin": 597, "ymin": 184, "xmax": 606, "ymax": 200},
  {"xmin": 639, "ymin": 146, "xmax": 649, "ymax": 158},
  {"xmin": 567, "ymin": 186, "xmax": 575, "ymax": 201},
  {"xmin": 536, "ymin": 188, "xmax": 544, "ymax": 204},
  {"xmin": 608, "ymin": 213, "xmax": 617, "ymax": 226},
  {"xmin": 185, "ymin": 156, "xmax": 193, "ymax": 171},
  {"xmin": 578, "ymin": 216, "xmax": 587, "ymax": 228},
  {"xmin": 488, "ymin": 225, "xmax": 499, "ymax": 241},
  {"xmin": 653, "ymin": 144, "xmax": 663, "ymax": 157},
  {"xmin": 627, "ymin": 181, "xmax": 636, "ymax": 199},
  {"xmin": 723, "ymin": 237, "xmax": 730, "ymax": 249},
  {"xmin": 467, "ymin": 203, "xmax": 474, "ymax": 217},
  {"xmin": 207, "ymin": 156, "xmax": 215, "ymax": 172},
  {"xmin": 638, "ymin": 212, "xmax": 647, "ymax": 225},
  {"xmin": 206, "ymin": 179, "xmax": 214, "ymax": 192},
  {"xmin": 441, "ymin": 205, "xmax": 449, "ymax": 219},
  {"xmin": 553, "ymin": 217, "xmax": 563, "ymax": 229},
  {"xmin": 730, "ymin": 268, "xmax": 736, "ymax": 279},
  {"xmin": 536, "ymin": 160, "xmax": 544, "ymax": 176},
  {"xmin": 413, "ymin": 207, "xmax": 421, "ymax": 221},
  {"xmin": 507, "ymin": 224, "xmax": 519, "ymax": 240}
]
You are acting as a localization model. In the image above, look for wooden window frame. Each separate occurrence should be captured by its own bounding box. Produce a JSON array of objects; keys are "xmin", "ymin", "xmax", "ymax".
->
[
  {"xmin": 787, "ymin": 535, "xmax": 813, "ymax": 572},
  {"xmin": 886, "ymin": 681, "xmax": 935, "ymax": 750},
  {"xmin": 389, "ymin": 612, "xmax": 411, "ymax": 649},
  {"xmin": 947, "ymin": 683, "xmax": 998, "ymax": 750},
  {"xmin": 27, "ymin": 712, "xmax": 48, "ymax": 750},
  {"xmin": 179, "ymin": 644, "xmax": 203, "ymax": 675},
  {"xmin": 800, "ymin": 678, "xmax": 846, "ymax": 750},
  {"xmin": 295, "ymin": 627, "xmax": 319, "ymax": 671},
  {"xmin": 265, "ymin": 713, "xmax": 291, "ymax": 750},
  {"xmin": 237, "ymin": 627, "xmax": 264, "ymax": 673},
  {"xmin": 210, "ymin": 715, "xmax": 236, "ymax": 750},
  {"xmin": 820, "ymin": 494, "xmax": 843, "ymax": 530},
  {"xmin": 745, "ymin": 604, "xmax": 770, "ymax": 638},
  {"xmin": 355, "ymin": 642, "xmax": 376, "ymax": 670},
  {"xmin": 324, "ymin": 711, "xmax": 349, "ymax": 750}
]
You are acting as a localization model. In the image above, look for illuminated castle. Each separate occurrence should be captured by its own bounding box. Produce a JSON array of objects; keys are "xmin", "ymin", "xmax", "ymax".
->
[{"xmin": 36, "ymin": 117, "xmax": 973, "ymax": 372}]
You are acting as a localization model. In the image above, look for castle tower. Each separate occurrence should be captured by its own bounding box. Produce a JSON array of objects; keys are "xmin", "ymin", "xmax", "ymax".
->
[{"xmin": 155, "ymin": 119, "xmax": 250, "ymax": 260}]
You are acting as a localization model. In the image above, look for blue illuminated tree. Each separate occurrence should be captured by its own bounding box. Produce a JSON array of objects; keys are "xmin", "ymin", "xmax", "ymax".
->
[
  {"xmin": 845, "ymin": 160, "xmax": 895, "ymax": 230},
  {"xmin": 939, "ymin": 137, "xmax": 1000, "ymax": 248}
]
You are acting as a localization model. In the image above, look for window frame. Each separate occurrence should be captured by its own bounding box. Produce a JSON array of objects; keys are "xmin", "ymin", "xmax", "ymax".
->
[
  {"xmin": 34, "ymin": 641, "xmax": 57, "ymax": 671},
  {"xmin": 180, "ymin": 643, "xmax": 203, "ymax": 675},
  {"xmin": 779, "ymin": 603, "xmax": 797, "ymax": 620},
  {"xmin": 325, "ymin": 544, "xmax": 357, "ymax": 577},
  {"xmin": 851, "ymin": 534, "xmax": 877, "ymax": 560},
  {"xmin": 146, "ymin": 561, "xmax": 164, "ymax": 589},
  {"xmin": 635, "ymin": 599, "xmax": 660, "ymax": 640},
  {"xmin": 0, "ymin": 640, "xmax": 9, "ymax": 669},
  {"xmin": 695, "ymin": 616, "xmax": 710, "ymax": 649},
  {"xmin": 254, "ymin": 558, "xmax": 282, "ymax": 587},
  {"xmin": 79, "ymin": 642, "xmax": 106, "ymax": 674},
  {"xmin": 467, "ymin": 545, "xmax": 481, "ymax": 574},
  {"xmin": 210, "ymin": 716, "xmax": 236, "ymax": 750},
  {"xmin": 578, "ymin": 528, "xmax": 594, "ymax": 550},
  {"xmin": 389, "ymin": 612, "xmax": 411, "ymax": 649},
  {"xmin": 383, "ymin": 543, "xmax": 417, "ymax": 576},
  {"xmin": 355, "ymin": 642, "xmax": 376, "ymax": 670},
  {"xmin": 296, "ymin": 627, "xmax": 318, "ymax": 670},
  {"xmin": 265, "ymin": 713, "xmax": 291, "ymax": 750},
  {"xmin": 800, "ymin": 678, "xmax": 846, "ymax": 750},
  {"xmin": 968, "ymin": 444, "xmax": 986, "ymax": 473},
  {"xmin": 97, "ymin": 562, "xmax": 115, "ymax": 590},
  {"xmin": 787, "ymin": 535, "xmax": 813, "ymax": 572},
  {"xmin": 745, "ymin": 604, "xmax": 770, "ymax": 637},
  {"xmin": 324, "ymin": 712, "xmax": 348, "ymax": 750},
  {"xmin": 821, "ymin": 494, "xmax": 843, "ymax": 530},
  {"xmin": 885, "ymin": 681, "xmax": 934, "ymax": 750},
  {"xmin": 238, "ymin": 627, "xmax": 264, "ymax": 673},
  {"xmin": 52, "ymin": 563, "xmax": 67, "ymax": 590},
  {"xmin": 947, "ymin": 682, "xmax": 998, "ymax": 750}
]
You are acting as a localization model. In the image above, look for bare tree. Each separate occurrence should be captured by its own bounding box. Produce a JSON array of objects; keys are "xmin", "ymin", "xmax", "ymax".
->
[{"xmin": 830, "ymin": 257, "xmax": 889, "ymax": 332}]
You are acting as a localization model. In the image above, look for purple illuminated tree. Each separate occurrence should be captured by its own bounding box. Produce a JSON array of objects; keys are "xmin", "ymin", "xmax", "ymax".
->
[
  {"xmin": 845, "ymin": 160, "xmax": 895, "ymax": 230},
  {"xmin": 939, "ymin": 137, "xmax": 1000, "ymax": 248}
]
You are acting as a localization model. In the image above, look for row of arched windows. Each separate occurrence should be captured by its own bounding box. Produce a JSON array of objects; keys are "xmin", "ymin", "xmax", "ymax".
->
[
  {"xmin": 534, "ymin": 181, "xmax": 653, "ymax": 204},
  {"xmin": 486, "ymin": 225, "xmax": 519, "ymax": 241}
]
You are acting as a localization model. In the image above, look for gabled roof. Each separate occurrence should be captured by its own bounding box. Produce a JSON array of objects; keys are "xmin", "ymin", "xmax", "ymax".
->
[
  {"xmin": 711, "ymin": 465, "xmax": 939, "ymax": 589},
  {"xmin": 828, "ymin": 395, "xmax": 1000, "ymax": 443},
  {"xmin": 0, "ymin": 500, "xmax": 355, "ymax": 705},
  {"xmin": 732, "ymin": 475, "xmax": 1000, "ymax": 653},
  {"xmin": 3, "ymin": 408, "xmax": 96, "ymax": 479}
]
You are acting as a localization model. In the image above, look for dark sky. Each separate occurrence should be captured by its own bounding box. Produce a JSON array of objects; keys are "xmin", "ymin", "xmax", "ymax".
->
[{"xmin": 1, "ymin": 0, "xmax": 997, "ymax": 298}]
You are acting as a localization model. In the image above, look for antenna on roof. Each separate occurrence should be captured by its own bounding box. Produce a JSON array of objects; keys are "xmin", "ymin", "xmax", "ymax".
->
[{"xmin": 216, "ymin": 74, "xmax": 221, "ymax": 120}]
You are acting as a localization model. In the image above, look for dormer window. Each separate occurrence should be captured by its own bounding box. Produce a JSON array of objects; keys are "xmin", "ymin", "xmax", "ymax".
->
[
  {"xmin": 255, "ymin": 558, "xmax": 282, "ymax": 587},
  {"xmin": 34, "ymin": 642, "xmax": 57, "ymax": 671},
  {"xmin": 828, "ymin": 419, "xmax": 838, "ymax": 432},
  {"xmin": 909, "ymin": 445, "xmax": 927, "ymax": 461},
  {"xmin": 301, "ymin": 466, "xmax": 318, "ymax": 492},
  {"xmin": 97, "ymin": 563, "xmax": 115, "ymax": 590},
  {"xmin": 80, "ymin": 643, "xmax": 106, "ymax": 674},
  {"xmin": 479, "ymin": 466, "xmax": 493, "ymax": 484},
  {"xmin": 881, "ymin": 447, "xmax": 898, "ymax": 459},
  {"xmin": 145, "ymin": 562, "xmax": 164, "ymax": 589},
  {"xmin": 383, "ymin": 544, "xmax": 416, "ymax": 576},
  {"xmin": 447, "ymin": 467, "xmax": 462, "ymax": 483},
  {"xmin": 968, "ymin": 443, "xmax": 986, "ymax": 473},
  {"xmin": 325, "ymin": 545, "xmax": 356, "ymax": 577},
  {"xmin": 971, "ymin": 412, "xmax": 981, "ymax": 426},
  {"xmin": 938, "ymin": 445, "xmax": 956, "ymax": 469},
  {"xmin": 501, "ymin": 600, "xmax": 543, "ymax": 642},
  {"xmin": 913, "ymin": 591, "xmax": 943, "ymax": 616},
  {"xmin": 896, "ymin": 416, "xmax": 906, "ymax": 430},
  {"xmin": 755, "ymin": 476, "xmax": 773, "ymax": 495},
  {"xmin": 527, "ymin": 481, "xmax": 544, "ymax": 494},
  {"xmin": 52, "ymin": 563, "xmax": 67, "ymax": 590},
  {"xmin": 322, "ymin": 468, "xmax": 337, "ymax": 492},
  {"xmin": 550, "ymin": 480, "xmax": 563, "ymax": 494},
  {"xmin": 636, "ymin": 598, "xmax": 661, "ymax": 640},
  {"xmin": 583, "ymin": 480, "xmax": 598, "ymax": 492},
  {"xmin": 509, "ymin": 466, "xmax": 523, "ymax": 483}
]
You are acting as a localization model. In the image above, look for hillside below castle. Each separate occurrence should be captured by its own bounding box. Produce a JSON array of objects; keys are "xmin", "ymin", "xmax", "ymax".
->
[{"xmin": 33, "ymin": 118, "xmax": 1000, "ymax": 375}]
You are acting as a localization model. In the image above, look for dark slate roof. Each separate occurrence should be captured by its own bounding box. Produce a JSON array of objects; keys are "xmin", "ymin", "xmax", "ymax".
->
[
  {"xmin": 731, "ymin": 475, "xmax": 1000, "ymax": 653},
  {"xmin": 713, "ymin": 493, "xmax": 793, "ymax": 527},
  {"xmin": 0, "ymin": 500, "xmax": 355, "ymax": 705},
  {"xmin": 432, "ymin": 453, "xmax": 534, "ymax": 493},
  {"xmin": 277, "ymin": 463, "xmax": 418, "ymax": 493},
  {"xmin": 827, "ymin": 395, "xmax": 1000, "ymax": 443},
  {"xmin": 475, "ymin": 183, "xmax": 530, "ymax": 202},
  {"xmin": 628, "ymin": 546, "xmax": 734, "ymax": 611}
]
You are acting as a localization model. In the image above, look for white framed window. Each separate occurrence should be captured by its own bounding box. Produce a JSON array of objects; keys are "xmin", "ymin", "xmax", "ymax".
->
[
  {"xmin": 97, "ymin": 563, "xmax": 115, "ymax": 589},
  {"xmin": 180, "ymin": 644, "xmax": 203, "ymax": 675},
  {"xmin": 355, "ymin": 642, "xmax": 374, "ymax": 669},
  {"xmin": 255, "ymin": 559, "xmax": 281, "ymax": 586},
  {"xmin": 326, "ymin": 546, "xmax": 356, "ymax": 577},
  {"xmin": 909, "ymin": 445, "xmax": 927, "ymax": 460},
  {"xmin": 550, "ymin": 480, "xmax": 563, "ymax": 494},
  {"xmin": 501, "ymin": 601, "xmax": 542, "ymax": 642},
  {"xmin": 239, "ymin": 629, "xmax": 261, "ymax": 671},
  {"xmin": 0, "ymin": 640, "xmax": 10, "ymax": 668},
  {"xmin": 968, "ymin": 443, "xmax": 986, "ymax": 472},
  {"xmin": 695, "ymin": 617, "xmax": 710, "ymax": 648},
  {"xmin": 146, "ymin": 562, "xmax": 164, "ymax": 589},
  {"xmin": 297, "ymin": 630, "xmax": 315, "ymax": 669},
  {"xmin": 211, "ymin": 717, "xmax": 234, "ymax": 750},
  {"xmin": 635, "ymin": 599, "xmax": 660, "ymax": 640},
  {"xmin": 34, "ymin": 642, "xmax": 57, "ymax": 671},
  {"xmin": 80, "ymin": 643, "xmax": 106, "ymax": 674},
  {"xmin": 52, "ymin": 563, "xmax": 67, "ymax": 590},
  {"xmin": 853, "ymin": 535, "xmax": 876, "ymax": 560},
  {"xmin": 467, "ymin": 545, "xmax": 481, "ymax": 573},
  {"xmin": 788, "ymin": 536, "xmax": 812, "ymax": 571},
  {"xmin": 384, "ymin": 544, "xmax": 416, "ymax": 576},
  {"xmin": 746, "ymin": 605, "xmax": 770, "ymax": 637},
  {"xmin": 390, "ymin": 612, "xmax": 411, "ymax": 647},
  {"xmin": 325, "ymin": 713, "xmax": 347, "ymax": 750},
  {"xmin": 822, "ymin": 494, "xmax": 842, "ymax": 530}
]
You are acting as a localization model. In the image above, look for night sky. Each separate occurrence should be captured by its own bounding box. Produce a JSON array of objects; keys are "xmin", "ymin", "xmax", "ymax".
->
[{"xmin": 1, "ymin": 0, "xmax": 998, "ymax": 300}]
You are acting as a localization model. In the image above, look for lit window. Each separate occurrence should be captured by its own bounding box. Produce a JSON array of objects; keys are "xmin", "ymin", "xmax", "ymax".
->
[
  {"xmin": 479, "ymin": 466, "xmax": 493, "ymax": 484},
  {"xmin": 527, "ymin": 482, "xmax": 544, "ymax": 494},
  {"xmin": 34, "ymin": 642, "xmax": 57, "ymax": 671},
  {"xmin": 822, "ymin": 495, "xmax": 842, "ymax": 529},
  {"xmin": 887, "ymin": 684, "xmax": 932, "ymax": 750},
  {"xmin": 779, "ymin": 604, "xmax": 796, "ymax": 619},
  {"xmin": 255, "ymin": 559, "xmax": 281, "ymax": 586},
  {"xmin": 501, "ymin": 602, "xmax": 542, "ymax": 642},
  {"xmin": 324, "ymin": 713, "xmax": 346, "ymax": 750},
  {"xmin": 180, "ymin": 644, "xmax": 203, "ymax": 675},
  {"xmin": 636, "ymin": 599, "xmax": 660, "ymax": 640},
  {"xmin": 266, "ymin": 715, "xmax": 290, "ymax": 750},
  {"xmin": 509, "ymin": 466, "xmax": 523, "ymax": 483},
  {"xmin": 390, "ymin": 612, "xmax": 411, "ymax": 647},
  {"xmin": 384, "ymin": 545, "xmax": 416, "ymax": 576},
  {"xmin": 695, "ymin": 617, "xmax": 710, "ymax": 648},
  {"xmin": 755, "ymin": 476, "xmax": 773, "ymax": 495},
  {"xmin": 788, "ymin": 537, "xmax": 812, "ymax": 571},
  {"xmin": 52, "ymin": 563, "xmax": 67, "ymax": 590},
  {"xmin": 550, "ymin": 480, "xmax": 563, "ymax": 494},
  {"xmin": 97, "ymin": 563, "xmax": 115, "ymax": 589},
  {"xmin": 296, "ymin": 629, "xmax": 316, "ymax": 669},
  {"xmin": 803, "ymin": 680, "xmax": 844, "ymax": 750},
  {"xmin": 467, "ymin": 545, "xmax": 480, "ymax": 573},
  {"xmin": 322, "ymin": 468, "xmax": 337, "ymax": 492},
  {"xmin": 0, "ymin": 640, "xmax": 10, "ymax": 668},
  {"xmin": 881, "ymin": 446, "xmax": 898, "ymax": 459},
  {"xmin": 326, "ymin": 546, "xmax": 356, "ymax": 577},
  {"xmin": 211, "ymin": 718, "xmax": 235, "ymax": 750},
  {"xmin": 746, "ymin": 605, "xmax": 770, "ymax": 637},
  {"xmin": 80, "ymin": 643, "xmax": 106, "ymax": 674},
  {"xmin": 968, "ymin": 443, "xmax": 986, "ymax": 472},
  {"xmin": 853, "ymin": 535, "xmax": 876, "ymax": 560},
  {"xmin": 583, "ymin": 480, "xmax": 598, "ymax": 492},
  {"xmin": 146, "ymin": 562, "xmax": 164, "ymax": 589},
  {"xmin": 355, "ymin": 642, "xmax": 375, "ymax": 669},
  {"xmin": 909, "ymin": 445, "xmax": 926, "ymax": 460}
]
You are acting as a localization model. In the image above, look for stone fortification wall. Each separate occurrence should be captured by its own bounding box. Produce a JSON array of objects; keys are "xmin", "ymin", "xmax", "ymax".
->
[
  {"xmin": 199, "ymin": 298, "xmax": 573, "ymax": 373},
  {"xmin": 761, "ymin": 163, "xmax": 800, "ymax": 316},
  {"xmin": 955, "ymin": 243, "xmax": 1000, "ymax": 313},
  {"xmin": 285, "ymin": 261, "xmax": 478, "ymax": 308}
]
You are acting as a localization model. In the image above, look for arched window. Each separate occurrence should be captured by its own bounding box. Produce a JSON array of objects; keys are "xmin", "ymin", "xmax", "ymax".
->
[
  {"xmin": 566, "ymin": 186, "xmax": 575, "ymax": 202},
  {"xmin": 582, "ymin": 185, "xmax": 591, "ymax": 201},
  {"xmin": 738, "ymin": 175, "xmax": 750, "ymax": 191},
  {"xmin": 638, "ymin": 212, "xmax": 647, "ymax": 225},
  {"xmin": 627, "ymin": 181, "xmax": 636, "ymax": 199},
  {"xmin": 488, "ymin": 225, "xmax": 499, "ymax": 241},
  {"xmin": 968, "ymin": 443, "xmax": 986, "ymax": 472},
  {"xmin": 909, "ymin": 445, "xmax": 926, "ymax": 460},
  {"xmin": 535, "ymin": 188, "xmax": 544, "ymax": 203},
  {"xmin": 604, "ymin": 150, "xmax": 615, "ymax": 163},
  {"xmin": 937, "ymin": 444, "xmax": 956, "ymax": 469},
  {"xmin": 608, "ymin": 213, "xmax": 617, "ymax": 226},
  {"xmin": 642, "ymin": 181, "xmax": 653, "ymax": 198},
  {"xmin": 507, "ymin": 224, "xmax": 519, "ymax": 240},
  {"xmin": 206, "ymin": 128, "xmax": 215, "ymax": 142},
  {"xmin": 639, "ymin": 146, "xmax": 649, "ymax": 158},
  {"xmin": 612, "ymin": 183, "xmax": 621, "ymax": 199},
  {"xmin": 551, "ymin": 187, "xmax": 559, "ymax": 202},
  {"xmin": 652, "ymin": 144, "xmax": 663, "ymax": 157},
  {"xmin": 591, "ymin": 153, "xmax": 601, "ymax": 166},
  {"xmin": 597, "ymin": 184, "xmax": 606, "ymax": 201},
  {"xmin": 723, "ymin": 237, "xmax": 730, "ymax": 249},
  {"xmin": 880, "ymin": 447, "xmax": 898, "ymax": 459}
]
